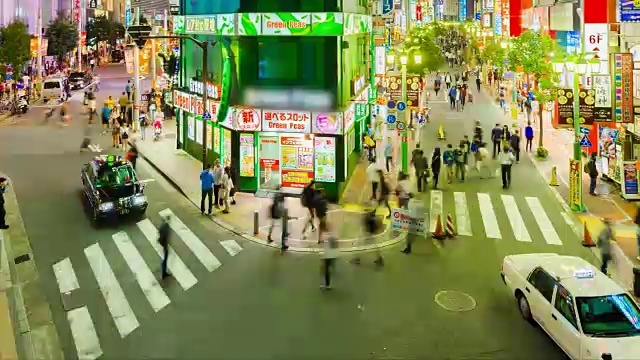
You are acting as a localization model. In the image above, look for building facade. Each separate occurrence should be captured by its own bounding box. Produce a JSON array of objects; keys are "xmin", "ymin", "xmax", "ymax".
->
[{"xmin": 170, "ymin": 0, "xmax": 373, "ymax": 200}]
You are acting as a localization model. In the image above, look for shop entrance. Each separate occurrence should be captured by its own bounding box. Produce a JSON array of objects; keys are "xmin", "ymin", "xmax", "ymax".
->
[{"xmin": 258, "ymin": 133, "xmax": 314, "ymax": 191}]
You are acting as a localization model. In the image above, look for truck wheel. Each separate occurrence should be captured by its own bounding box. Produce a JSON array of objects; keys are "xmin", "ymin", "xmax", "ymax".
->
[{"xmin": 517, "ymin": 294, "xmax": 532, "ymax": 322}]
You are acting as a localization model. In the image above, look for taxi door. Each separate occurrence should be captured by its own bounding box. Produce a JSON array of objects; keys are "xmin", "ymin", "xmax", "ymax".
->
[
  {"xmin": 547, "ymin": 284, "xmax": 582, "ymax": 359},
  {"xmin": 526, "ymin": 268, "xmax": 556, "ymax": 327}
]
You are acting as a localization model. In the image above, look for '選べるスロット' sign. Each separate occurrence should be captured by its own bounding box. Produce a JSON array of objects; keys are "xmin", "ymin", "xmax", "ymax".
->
[{"xmin": 262, "ymin": 110, "xmax": 311, "ymax": 133}]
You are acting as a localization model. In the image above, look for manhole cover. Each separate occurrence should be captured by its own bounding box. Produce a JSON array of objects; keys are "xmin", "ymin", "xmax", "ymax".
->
[{"xmin": 434, "ymin": 290, "xmax": 476, "ymax": 312}]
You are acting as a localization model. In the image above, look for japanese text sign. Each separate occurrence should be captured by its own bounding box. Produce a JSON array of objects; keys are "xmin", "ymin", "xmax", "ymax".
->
[
  {"xmin": 185, "ymin": 16, "xmax": 217, "ymax": 34},
  {"xmin": 262, "ymin": 110, "xmax": 311, "ymax": 133},
  {"xmin": 312, "ymin": 112, "xmax": 343, "ymax": 134},
  {"xmin": 235, "ymin": 108, "xmax": 261, "ymax": 131},
  {"xmin": 614, "ymin": 53, "xmax": 634, "ymax": 123},
  {"xmin": 343, "ymin": 104, "xmax": 356, "ymax": 132},
  {"xmin": 174, "ymin": 90, "xmax": 190, "ymax": 112},
  {"xmin": 593, "ymin": 75, "xmax": 613, "ymax": 122}
]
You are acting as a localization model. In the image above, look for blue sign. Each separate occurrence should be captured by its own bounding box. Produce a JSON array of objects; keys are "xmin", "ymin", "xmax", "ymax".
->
[
  {"xmin": 579, "ymin": 135, "xmax": 592, "ymax": 148},
  {"xmin": 125, "ymin": 8, "xmax": 131, "ymax": 26},
  {"xmin": 579, "ymin": 127, "xmax": 590, "ymax": 135},
  {"xmin": 382, "ymin": 0, "xmax": 393, "ymax": 15},
  {"xmin": 459, "ymin": 0, "xmax": 467, "ymax": 22},
  {"xmin": 495, "ymin": 11, "xmax": 503, "ymax": 36},
  {"xmin": 202, "ymin": 111, "xmax": 211, "ymax": 120},
  {"xmin": 386, "ymin": 114, "xmax": 397, "ymax": 124},
  {"xmin": 387, "ymin": 100, "xmax": 396, "ymax": 109},
  {"xmin": 396, "ymin": 101, "xmax": 406, "ymax": 111},
  {"xmin": 621, "ymin": 1, "xmax": 640, "ymax": 22},
  {"xmin": 475, "ymin": 13, "xmax": 481, "ymax": 20}
]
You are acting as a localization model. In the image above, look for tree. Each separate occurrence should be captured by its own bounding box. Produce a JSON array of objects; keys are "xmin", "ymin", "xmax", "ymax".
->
[
  {"xmin": 480, "ymin": 41, "xmax": 507, "ymax": 73},
  {"xmin": 0, "ymin": 20, "xmax": 31, "ymax": 76},
  {"xmin": 46, "ymin": 15, "xmax": 78, "ymax": 70},
  {"xmin": 86, "ymin": 16, "xmax": 126, "ymax": 46},
  {"xmin": 403, "ymin": 27, "xmax": 445, "ymax": 75},
  {"xmin": 506, "ymin": 30, "xmax": 557, "ymax": 152}
]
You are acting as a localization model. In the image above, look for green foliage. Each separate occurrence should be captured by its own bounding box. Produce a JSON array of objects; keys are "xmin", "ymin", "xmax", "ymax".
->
[
  {"xmin": 86, "ymin": 16, "xmax": 125, "ymax": 46},
  {"xmin": 0, "ymin": 21, "xmax": 31, "ymax": 74},
  {"xmin": 536, "ymin": 146, "xmax": 549, "ymax": 160},
  {"xmin": 46, "ymin": 15, "xmax": 78, "ymax": 62},
  {"xmin": 403, "ymin": 27, "xmax": 445, "ymax": 74},
  {"xmin": 481, "ymin": 41, "xmax": 507, "ymax": 68},
  {"xmin": 506, "ymin": 30, "xmax": 557, "ymax": 103}
]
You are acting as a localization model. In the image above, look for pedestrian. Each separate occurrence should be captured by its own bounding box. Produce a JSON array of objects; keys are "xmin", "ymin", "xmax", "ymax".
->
[
  {"xmin": 312, "ymin": 189, "xmax": 329, "ymax": 244},
  {"xmin": 139, "ymin": 111, "xmax": 148, "ymax": 140},
  {"xmin": 460, "ymin": 85, "xmax": 467, "ymax": 110},
  {"xmin": 199, "ymin": 164, "xmax": 214, "ymax": 215},
  {"xmin": 477, "ymin": 142, "xmax": 490, "ymax": 177},
  {"xmin": 118, "ymin": 92, "xmax": 128, "ymax": 113},
  {"xmin": 501, "ymin": 125, "xmax": 511, "ymax": 150},
  {"xmin": 79, "ymin": 122, "xmax": 94, "ymax": 152},
  {"xmin": 319, "ymin": 221, "xmax": 338, "ymax": 291},
  {"xmin": 353, "ymin": 209, "xmax": 384, "ymax": 265},
  {"xmin": 367, "ymin": 159, "xmax": 379, "ymax": 199},
  {"xmin": 525, "ymin": 97, "xmax": 533, "ymax": 122},
  {"xmin": 221, "ymin": 166, "xmax": 233, "ymax": 214},
  {"xmin": 0, "ymin": 177, "xmax": 8, "ymax": 230},
  {"xmin": 90, "ymin": 57, "xmax": 95, "ymax": 72},
  {"xmin": 158, "ymin": 214, "xmax": 171, "ymax": 279},
  {"xmin": 499, "ymin": 146, "xmax": 515, "ymax": 189},
  {"xmin": 301, "ymin": 181, "xmax": 317, "ymax": 237},
  {"xmin": 396, "ymin": 172, "xmax": 411, "ymax": 209},
  {"xmin": 120, "ymin": 123, "xmax": 130, "ymax": 152},
  {"xmin": 597, "ymin": 219, "xmax": 614, "ymax": 275},
  {"xmin": 101, "ymin": 102, "xmax": 111, "ymax": 135},
  {"xmin": 476, "ymin": 75, "xmax": 481, "ymax": 92},
  {"xmin": 212, "ymin": 160, "xmax": 224, "ymax": 207},
  {"xmin": 434, "ymin": 77, "xmax": 441, "ymax": 97},
  {"xmin": 443, "ymin": 144, "xmax": 455, "ymax": 184},
  {"xmin": 461, "ymin": 135, "xmax": 471, "ymax": 166},
  {"xmin": 384, "ymin": 137, "xmax": 393, "ymax": 172},
  {"xmin": 510, "ymin": 130, "xmax": 521, "ymax": 163},
  {"xmin": 499, "ymin": 85, "xmax": 506, "ymax": 109},
  {"xmin": 126, "ymin": 144, "xmax": 139, "ymax": 170},
  {"xmin": 413, "ymin": 149, "xmax": 428, "ymax": 192},
  {"xmin": 445, "ymin": 73, "xmax": 451, "ymax": 89},
  {"xmin": 474, "ymin": 120, "xmax": 483, "ymax": 143},
  {"xmin": 111, "ymin": 121, "xmax": 121, "ymax": 148},
  {"xmin": 125, "ymin": 80, "xmax": 132, "ymax": 100},
  {"xmin": 448, "ymin": 86, "xmax": 456, "ymax": 110},
  {"xmin": 586, "ymin": 152, "xmax": 599, "ymax": 195},
  {"xmin": 525, "ymin": 121, "xmax": 534, "ymax": 152},
  {"xmin": 377, "ymin": 170, "xmax": 392, "ymax": 217},
  {"xmin": 491, "ymin": 123, "xmax": 503, "ymax": 158},
  {"xmin": 267, "ymin": 188, "xmax": 285, "ymax": 244},
  {"xmin": 454, "ymin": 143, "xmax": 465, "ymax": 181}
]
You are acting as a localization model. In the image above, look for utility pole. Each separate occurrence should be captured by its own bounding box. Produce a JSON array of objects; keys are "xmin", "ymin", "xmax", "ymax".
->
[
  {"xmin": 77, "ymin": 0, "xmax": 83, "ymax": 71},
  {"xmin": 36, "ymin": 0, "xmax": 42, "ymax": 91},
  {"xmin": 133, "ymin": 8, "xmax": 141, "ymax": 132}
]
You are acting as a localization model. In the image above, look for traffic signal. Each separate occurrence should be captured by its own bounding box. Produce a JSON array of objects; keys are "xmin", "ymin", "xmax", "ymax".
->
[{"xmin": 127, "ymin": 24, "xmax": 152, "ymax": 49}]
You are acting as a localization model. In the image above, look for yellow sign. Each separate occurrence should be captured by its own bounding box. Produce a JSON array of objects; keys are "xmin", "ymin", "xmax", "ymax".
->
[
  {"xmin": 569, "ymin": 159, "xmax": 582, "ymax": 210},
  {"xmin": 30, "ymin": 38, "xmax": 38, "ymax": 58}
]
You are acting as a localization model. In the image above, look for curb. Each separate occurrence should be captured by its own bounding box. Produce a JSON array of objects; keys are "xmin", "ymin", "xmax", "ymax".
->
[
  {"xmin": 135, "ymin": 145, "xmax": 407, "ymax": 253},
  {"xmin": 0, "ymin": 178, "xmax": 64, "ymax": 360}
]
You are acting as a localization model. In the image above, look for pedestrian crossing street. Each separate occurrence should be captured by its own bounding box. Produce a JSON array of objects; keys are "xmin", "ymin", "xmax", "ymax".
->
[
  {"xmin": 425, "ymin": 190, "xmax": 568, "ymax": 245},
  {"xmin": 52, "ymin": 208, "xmax": 243, "ymax": 360}
]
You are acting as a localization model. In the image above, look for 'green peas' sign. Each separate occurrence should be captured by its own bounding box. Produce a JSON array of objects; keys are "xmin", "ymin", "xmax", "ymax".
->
[{"xmin": 355, "ymin": 103, "xmax": 368, "ymax": 119}]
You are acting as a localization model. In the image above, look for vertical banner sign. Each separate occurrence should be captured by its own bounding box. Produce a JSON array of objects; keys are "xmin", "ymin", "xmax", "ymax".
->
[
  {"xmin": 593, "ymin": 75, "xmax": 613, "ymax": 121},
  {"xmin": 556, "ymin": 88, "xmax": 574, "ymax": 125},
  {"xmin": 459, "ymin": 0, "xmax": 467, "ymax": 21},
  {"xmin": 584, "ymin": 24, "xmax": 609, "ymax": 75},
  {"xmin": 73, "ymin": 0, "xmax": 81, "ymax": 24},
  {"xmin": 614, "ymin": 53, "xmax": 634, "ymax": 123},
  {"xmin": 416, "ymin": 5, "xmax": 422, "ymax": 21},
  {"xmin": 494, "ymin": 0, "xmax": 503, "ymax": 36},
  {"xmin": 501, "ymin": 1, "xmax": 510, "ymax": 37},
  {"xmin": 125, "ymin": 0, "xmax": 132, "ymax": 27},
  {"xmin": 382, "ymin": 0, "xmax": 393, "ymax": 15},
  {"xmin": 569, "ymin": 159, "xmax": 582, "ymax": 210}
]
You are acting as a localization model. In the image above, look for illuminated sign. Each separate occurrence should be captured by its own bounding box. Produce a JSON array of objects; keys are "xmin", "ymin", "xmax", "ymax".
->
[
  {"xmin": 494, "ymin": 0, "xmax": 503, "ymax": 36},
  {"xmin": 235, "ymin": 108, "xmax": 261, "ymax": 131},
  {"xmin": 459, "ymin": 0, "xmax": 467, "ymax": 22},
  {"xmin": 185, "ymin": 16, "xmax": 217, "ymax": 34},
  {"xmin": 262, "ymin": 110, "xmax": 311, "ymax": 133},
  {"xmin": 189, "ymin": 79, "xmax": 220, "ymax": 100}
]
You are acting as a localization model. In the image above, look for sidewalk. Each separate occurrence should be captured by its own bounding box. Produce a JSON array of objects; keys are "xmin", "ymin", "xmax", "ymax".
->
[
  {"xmin": 480, "ymin": 86, "xmax": 638, "ymax": 292},
  {"xmin": 132, "ymin": 121, "xmax": 408, "ymax": 253},
  {"xmin": 0, "ymin": 232, "xmax": 18, "ymax": 360}
]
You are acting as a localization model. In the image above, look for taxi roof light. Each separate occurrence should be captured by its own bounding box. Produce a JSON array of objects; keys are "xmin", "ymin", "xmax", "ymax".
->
[{"xmin": 574, "ymin": 269, "xmax": 595, "ymax": 279}]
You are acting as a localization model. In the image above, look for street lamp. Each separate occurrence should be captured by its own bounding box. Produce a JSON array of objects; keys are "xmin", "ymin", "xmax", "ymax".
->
[{"xmin": 552, "ymin": 53, "xmax": 601, "ymax": 212}]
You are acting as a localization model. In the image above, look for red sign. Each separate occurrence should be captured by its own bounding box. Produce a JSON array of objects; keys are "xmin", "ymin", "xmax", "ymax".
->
[
  {"xmin": 174, "ymin": 91, "xmax": 189, "ymax": 111},
  {"xmin": 235, "ymin": 108, "xmax": 261, "ymax": 131},
  {"xmin": 416, "ymin": 6, "xmax": 422, "ymax": 21},
  {"xmin": 259, "ymin": 159, "xmax": 279, "ymax": 171},
  {"xmin": 73, "ymin": 0, "xmax": 81, "ymax": 24},
  {"xmin": 281, "ymin": 170, "xmax": 313, "ymax": 188},
  {"xmin": 195, "ymin": 97, "xmax": 204, "ymax": 115}
]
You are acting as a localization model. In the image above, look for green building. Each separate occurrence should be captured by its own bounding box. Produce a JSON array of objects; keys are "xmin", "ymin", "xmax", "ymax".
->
[{"xmin": 170, "ymin": 0, "xmax": 374, "ymax": 200}]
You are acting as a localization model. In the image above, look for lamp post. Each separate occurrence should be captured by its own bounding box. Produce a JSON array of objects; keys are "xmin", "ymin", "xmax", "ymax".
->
[{"xmin": 552, "ymin": 53, "xmax": 601, "ymax": 212}]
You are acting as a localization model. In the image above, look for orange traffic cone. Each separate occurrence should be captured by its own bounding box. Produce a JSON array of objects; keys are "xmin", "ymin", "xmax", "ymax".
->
[
  {"xmin": 581, "ymin": 222, "xmax": 596, "ymax": 247},
  {"xmin": 445, "ymin": 213, "xmax": 456, "ymax": 238},
  {"xmin": 432, "ymin": 215, "xmax": 446, "ymax": 240}
]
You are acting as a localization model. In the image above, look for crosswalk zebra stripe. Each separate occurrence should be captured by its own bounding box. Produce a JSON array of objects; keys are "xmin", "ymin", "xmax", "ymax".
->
[
  {"xmin": 477, "ymin": 193, "xmax": 501, "ymax": 239},
  {"xmin": 84, "ymin": 243, "xmax": 140, "ymax": 338},
  {"xmin": 112, "ymin": 232, "xmax": 171, "ymax": 313},
  {"xmin": 501, "ymin": 195, "xmax": 531, "ymax": 242},
  {"xmin": 159, "ymin": 209, "xmax": 222, "ymax": 272},
  {"xmin": 429, "ymin": 190, "xmax": 443, "ymax": 232},
  {"xmin": 67, "ymin": 307, "xmax": 103, "ymax": 360},
  {"xmin": 525, "ymin": 197, "xmax": 562, "ymax": 245},
  {"xmin": 137, "ymin": 219, "xmax": 198, "ymax": 291},
  {"xmin": 220, "ymin": 240, "xmax": 243, "ymax": 257},
  {"xmin": 453, "ymin": 192, "xmax": 472, "ymax": 236},
  {"xmin": 52, "ymin": 258, "xmax": 80, "ymax": 294}
]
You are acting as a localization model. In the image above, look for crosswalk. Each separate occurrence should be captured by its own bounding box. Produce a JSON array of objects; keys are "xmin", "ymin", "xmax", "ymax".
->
[
  {"xmin": 425, "ymin": 190, "xmax": 567, "ymax": 245},
  {"xmin": 52, "ymin": 208, "xmax": 243, "ymax": 360}
]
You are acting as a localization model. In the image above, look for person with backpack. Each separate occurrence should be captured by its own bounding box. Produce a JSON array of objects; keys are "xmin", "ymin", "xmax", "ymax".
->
[
  {"xmin": 525, "ymin": 97, "xmax": 533, "ymax": 122},
  {"xmin": 585, "ymin": 152, "xmax": 599, "ymax": 195},
  {"xmin": 301, "ymin": 181, "xmax": 317, "ymax": 238},
  {"xmin": 431, "ymin": 148, "xmax": 442, "ymax": 189},
  {"xmin": 454, "ymin": 143, "xmax": 466, "ymax": 182},
  {"xmin": 267, "ymin": 188, "xmax": 286, "ymax": 245},
  {"xmin": 448, "ymin": 86, "xmax": 456, "ymax": 110},
  {"xmin": 491, "ymin": 123, "xmax": 503, "ymax": 158},
  {"xmin": 443, "ymin": 144, "xmax": 455, "ymax": 184}
]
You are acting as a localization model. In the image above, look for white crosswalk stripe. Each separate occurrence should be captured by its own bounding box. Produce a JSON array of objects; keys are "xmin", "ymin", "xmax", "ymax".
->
[
  {"xmin": 137, "ymin": 219, "xmax": 198, "ymax": 291},
  {"xmin": 477, "ymin": 193, "xmax": 501, "ymax": 239},
  {"xmin": 501, "ymin": 195, "xmax": 531, "ymax": 242},
  {"xmin": 453, "ymin": 192, "xmax": 472, "ymax": 236},
  {"xmin": 429, "ymin": 190, "xmax": 443, "ymax": 232},
  {"xmin": 52, "ymin": 257, "xmax": 80, "ymax": 294},
  {"xmin": 85, "ymin": 243, "xmax": 139, "ymax": 338},
  {"xmin": 113, "ymin": 231, "xmax": 170, "ymax": 312},
  {"xmin": 525, "ymin": 197, "xmax": 562, "ymax": 245},
  {"xmin": 159, "ymin": 208, "xmax": 221, "ymax": 272},
  {"xmin": 220, "ymin": 240, "xmax": 243, "ymax": 256}
]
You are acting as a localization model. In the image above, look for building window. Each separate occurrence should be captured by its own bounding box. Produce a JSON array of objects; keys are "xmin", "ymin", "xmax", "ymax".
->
[{"xmin": 258, "ymin": 39, "xmax": 300, "ymax": 80}]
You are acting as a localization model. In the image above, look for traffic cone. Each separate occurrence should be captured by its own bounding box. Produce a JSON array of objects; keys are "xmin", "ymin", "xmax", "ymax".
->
[
  {"xmin": 432, "ymin": 214, "xmax": 446, "ymax": 240},
  {"xmin": 581, "ymin": 222, "xmax": 596, "ymax": 247},
  {"xmin": 445, "ymin": 213, "xmax": 456, "ymax": 238},
  {"xmin": 549, "ymin": 166, "xmax": 559, "ymax": 186},
  {"xmin": 438, "ymin": 124, "xmax": 446, "ymax": 140}
]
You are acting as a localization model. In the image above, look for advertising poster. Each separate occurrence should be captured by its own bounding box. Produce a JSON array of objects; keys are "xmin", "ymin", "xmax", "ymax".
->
[
  {"xmin": 262, "ymin": 110, "xmax": 311, "ymax": 133},
  {"xmin": 593, "ymin": 75, "xmax": 613, "ymax": 121},
  {"xmin": 386, "ymin": 75, "xmax": 421, "ymax": 106},
  {"xmin": 622, "ymin": 162, "xmax": 639, "ymax": 197},
  {"xmin": 223, "ymin": 129, "xmax": 232, "ymax": 166},
  {"xmin": 280, "ymin": 136, "xmax": 314, "ymax": 188},
  {"xmin": 214, "ymin": 126, "xmax": 221, "ymax": 154},
  {"xmin": 314, "ymin": 137, "xmax": 336, "ymax": 182},
  {"xmin": 556, "ymin": 88, "xmax": 574, "ymax": 125},
  {"xmin": 312, "ymin": 112, "xmax": 343, "ymax": 134},
  {"xmin": 259, "ymin": 159, "xmax": 280, "ymax": 189},
  {"xmin": 239, "ymin": 134, "xmax": 255, "ymax": 177},
  {"xmin": 494, "ymin": 0, "xmax": 503, "ymax": 36},
  {"xmin": 569, "ymin": 159, "xmax": 582, "ymax": 211},
  {"xmin": 578, "ymin": 89, "xmax": 595, "ymax": 125},
  {"xmin": 281, "ymin": 170, "xmax": 314, "ymax": 188},
  {"xmin": 620, "ymin": 1, "xmax": 640, "ymax": 22},
  {"xmin": 206, "ymin": 121, "xmax": 213, "ymax": 149},
  {"xmin": 187, "ymin": 115, "xmax": 195, "ymax": 140},
  {"xmin": 236, "ymin": 108, "xmax": 262, "ymax": 131},
  {"xmin": 195, "ymin": 117, "xmax": 203, "ymax": 144},
  {"xmin": 599, "ymin": 126, "xmax": 619, "ymax": 180},
  {"xmin": 622, "ymin": 53, "xmax": 634, "ymax": 123},
  {"xmin": 178, "ymin": 111, "xmax": 184, "ymax": 145}
]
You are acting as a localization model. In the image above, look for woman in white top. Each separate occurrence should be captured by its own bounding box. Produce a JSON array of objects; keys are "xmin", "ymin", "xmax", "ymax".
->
[
  {"xmin": 120, "ymin": 123, "xmax": 130, "ymax": 152},
  {"xmin": 221, "ymin": 166, "xmax": 234, "ymax": 214},
  {"xmin": 396, "ymin": 172, "xmax": 412, "ymax": 209},
  {"xmin": 498, "ymin": 146, "xmax": 516, "ymax": 189}
]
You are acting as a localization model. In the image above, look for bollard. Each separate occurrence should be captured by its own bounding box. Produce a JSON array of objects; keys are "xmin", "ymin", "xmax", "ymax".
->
[{"xmin": 253, "ymin": 211, "xmax": 259, "ymax": 235}]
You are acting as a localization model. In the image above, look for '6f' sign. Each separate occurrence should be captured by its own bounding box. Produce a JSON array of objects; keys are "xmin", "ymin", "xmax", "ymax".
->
[{"xmin": 589, "ymin": 34, "xmax": 604, "ymax": 44}]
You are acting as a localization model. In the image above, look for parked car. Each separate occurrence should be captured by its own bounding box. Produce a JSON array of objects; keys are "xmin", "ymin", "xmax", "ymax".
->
[
  {"xmin": 42, "ymin": 77, "xmax": 68, "ymax": 102},
  {"xmin": 110, "ymin": 50, "xmax": 123, "ymax": 63},
  {"xmin": 501, "ymin": 253, "xmax": 640, "ymax": 360},
  {"xmin": 69, "ymin": 72, "xmax": 92, "ymax": 90},
  {"xmin": 82, "ymin": 155, "xmax": 147, "ymax": 224}
]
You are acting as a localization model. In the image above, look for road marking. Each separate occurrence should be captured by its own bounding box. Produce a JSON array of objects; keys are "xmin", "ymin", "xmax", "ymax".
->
[
  {"xmin": 112, "ymin": 232, "xmax": 170, "ymax": 313},
  {"xmin": 453, "ymin": 192, "xmax": 472, "ymax": 236},
  {"xmin": 429, "ymin": 190, "xmax": 443, "ymax": 232},
  {"xmin": 52, "ymin": 258, "xmax": 80, "ymax": 294},
  {"xmin": 561, "ymin": 212, "xmax": 574, "ymax": 226},
  {"xmin": 159, "ymin": 209, "xmax": 221, "ymax": 272},
  {"xmin": 67, "ymin": 307, "xmax": 103, "ymax": 360},
  {"xmin": 525, "ymin": 197, "xmax": 563, "ymax": 245},
  {"xmin": 501, "ymin": 195, "xmax": 531, "ymax": 242},
  {"xmin": 84, "ymin": 243, "xmax": 139, "ymax": 338},
  {"xmin": 220, "ymin": 240, "xmax": 243, "ymax": 257},
  {"xmin": 137, "ymin": 219, "xmax": 198, "ymax": 291},
  {"xmin": 477, "ymin": 193, "xmax": 501, "ymax": 239}
]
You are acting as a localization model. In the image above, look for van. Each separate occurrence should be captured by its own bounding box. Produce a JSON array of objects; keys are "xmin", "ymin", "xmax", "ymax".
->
[{"xmin": 42, "ymin": 77, "xmax": 67, "ymax": 102}]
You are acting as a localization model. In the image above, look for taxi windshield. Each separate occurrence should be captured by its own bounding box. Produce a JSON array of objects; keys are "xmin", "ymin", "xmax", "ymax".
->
[
  {"xmin": 576, "ymin": 294, "xmax": 640, "ymax": 336},
  {"xmin": 97, "ymin": 164, "xmax": 136, "ymax": 187}
]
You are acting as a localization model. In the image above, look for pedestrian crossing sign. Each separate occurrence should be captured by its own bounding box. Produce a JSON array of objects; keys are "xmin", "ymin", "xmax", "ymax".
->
[{"xmin": 579, "ymin": 135, "xmax": 592, "ymax": 148}]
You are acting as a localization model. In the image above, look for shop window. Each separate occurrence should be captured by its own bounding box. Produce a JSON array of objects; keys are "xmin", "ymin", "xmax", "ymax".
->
[{"xmin": 258, "ymin": 40, "xmax": 300, "ymax": 80}]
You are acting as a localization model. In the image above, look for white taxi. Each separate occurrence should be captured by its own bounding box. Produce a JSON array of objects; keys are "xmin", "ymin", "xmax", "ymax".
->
[{"xmin": 501, "ymin": 253, "xmax": 640, "ymax": 360}]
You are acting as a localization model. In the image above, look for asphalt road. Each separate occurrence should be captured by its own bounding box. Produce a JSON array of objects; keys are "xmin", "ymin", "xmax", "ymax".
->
[{"xmin": 0, "ymin": 64, "xmax": 592, "ymax": 359}]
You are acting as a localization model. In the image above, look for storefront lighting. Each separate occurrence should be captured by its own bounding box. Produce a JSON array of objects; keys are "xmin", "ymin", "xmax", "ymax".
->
[
  {"xmin": 414, "ymin": 55, "xmax": 422, "ymax": 64},
  {"xmin": 576, "ymin": 59, "xmax": 588, "ymax": 75},
  {"xmin": 500, "ymin": 41, "xmax": 507, "ymax": 49},
  {"xmin": 386, "ymin": 54, "xmax": 395, "ymax": 64},
  {"xmin": 589, "ymin": 58, "xmax": 602, "ymax": 74},
  {"xmin": 400, "ymin": 55, "xmax": 408, "ymax": 65}
]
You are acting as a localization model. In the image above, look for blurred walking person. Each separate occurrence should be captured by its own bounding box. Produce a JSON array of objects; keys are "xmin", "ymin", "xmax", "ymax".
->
[
  {"xmin": 158, "ymin": 214, "xmax": 171, "ymax": 279},
  {"xmin": 267, "ymin": 189, "xmax": 285, "ymax": 244},
  {"xmin": 352, "ymin": 209, "xmax": 384, "ymax": 266},
  {"xmin": 221, "ymin": 166, "xmax": 233, "ymax": 214},
  {"xmin": 431, "ymin": 147, "xmax": 442, "ymax": 189},
  {"xmin": 384, "ymin": 137, "xmax": 393, "ymax": 172},
  {"xmin": 412, "ymin": 148, "xmax": 428, "ymax": 192},
  {"xmin": 0, "ymin": 177, "xmax": 8, "ymax": 229},
  {"xmin": 377, "ymin": 170, "xmax": 392, "ymax": 217},
  {"xmin": 301, "ymin": 181, "xmax": 317, "ymax": 238},
  {"xmin": 319, "ymin": 222, "xmax": 338, "ymax": 291},
  {"xmin": 367, "ymin": 159, "xmax": 380, "ymax": 199},
  {"xmin": 443, "ymin": 144, "xmax": 455, "ymax": 184},
  {"xmin": 597, "ymin": 219, "xmax": 614, "ymax": 275},
  {"xmin": 491, "ymin": 123, "xmax": 503, "ymax": 158},
  {"xmin": 396, "ymin": 173, "xmax": 411, "ymax": 210},
  {"xmin": 510, "ymin": 129, "xmax": 521, "ymax": 163}
]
